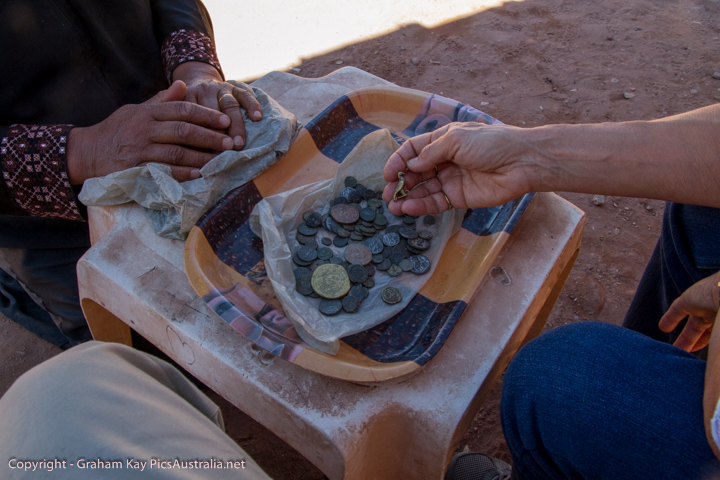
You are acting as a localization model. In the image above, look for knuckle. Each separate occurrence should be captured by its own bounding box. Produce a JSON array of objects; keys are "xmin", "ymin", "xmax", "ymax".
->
[
  {"xmin": 176, "ymin": 101, "xmax": 194, "ymax": 118},
  {"xmin": 164, "ymin": 145, "xmax": 186, "ymax": 164},
  {"xmin": 220, "ymin": 97, "xmax": 240, "ymax": 110},
  {"xmin": 173, "ymin": 121, "xmax": 191, "ymax": 139}
]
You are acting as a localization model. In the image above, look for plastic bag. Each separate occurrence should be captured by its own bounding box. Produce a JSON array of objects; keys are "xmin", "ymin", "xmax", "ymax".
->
[{"xmin": 250, "ymin": 129, "xmax": 465, "ymax": 354}]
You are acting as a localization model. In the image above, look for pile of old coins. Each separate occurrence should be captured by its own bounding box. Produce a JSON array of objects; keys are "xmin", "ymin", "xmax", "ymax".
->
[{"xmin": 292, "ymin": 176, "xmax": 437, "ymax": 316}]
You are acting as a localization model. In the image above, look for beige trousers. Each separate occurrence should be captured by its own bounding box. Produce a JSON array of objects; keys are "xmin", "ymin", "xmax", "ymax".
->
[{"xmin": 0, "ymin": 341, "xmax": 271, "ymax": 479}]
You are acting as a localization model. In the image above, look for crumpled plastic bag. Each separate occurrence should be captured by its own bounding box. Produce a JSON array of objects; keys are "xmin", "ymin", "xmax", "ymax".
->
[
  {"xmin": 78, "ymin": 82, "xmax": 299, "ymax": 240},
  {"xmin": 250, "ymin": 129, "xmax": 465, "ymax": 354}
]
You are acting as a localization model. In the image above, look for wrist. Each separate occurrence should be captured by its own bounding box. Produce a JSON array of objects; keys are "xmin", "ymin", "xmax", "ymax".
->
[
  {"xmin": 171, "ymin": 61, "xmax": 223, "ymax": 85},
  {"xmin": 513, "ymin": 125, "xmax": 567, "ymax": 194},
  {"xmin": 67, "ymin": 126, "xmax": 92, "ymax": 185}
]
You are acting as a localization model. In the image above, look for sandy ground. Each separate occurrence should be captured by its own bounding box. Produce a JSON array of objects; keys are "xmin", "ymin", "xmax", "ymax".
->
[{"xmin": 2, "ymin": 0, "xmax": 720, "ymax": 478}]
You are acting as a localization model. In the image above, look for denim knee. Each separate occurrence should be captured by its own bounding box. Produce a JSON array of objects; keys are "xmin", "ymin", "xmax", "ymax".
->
[{"xmin": 500, "ymin": 321, "xmax": 715, "ymax": 480}]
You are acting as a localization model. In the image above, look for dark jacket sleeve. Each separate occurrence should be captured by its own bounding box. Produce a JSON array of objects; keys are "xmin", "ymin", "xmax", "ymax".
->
[
  {"xmin": 152, "ymin": 0, "xmax": 224, "ymax": 81},
  {"xmin": 0, "ymin": 1, "xmax": 224, "ymax": 219}
]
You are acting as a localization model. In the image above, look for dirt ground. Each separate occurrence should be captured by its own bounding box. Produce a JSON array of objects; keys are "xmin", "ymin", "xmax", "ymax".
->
[{"xmin": 2, "ymin": 0, "xmax": 720, "ymax": 478}]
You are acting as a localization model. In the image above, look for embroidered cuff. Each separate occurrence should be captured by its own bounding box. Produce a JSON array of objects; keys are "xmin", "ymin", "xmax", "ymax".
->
[
  {"xmin": 161, "ymin": 29, "xmax": 224, "ymax": 83},
  {"xmin": 1, "ymin": 124, "xmax": 83, "ymax": 221}
]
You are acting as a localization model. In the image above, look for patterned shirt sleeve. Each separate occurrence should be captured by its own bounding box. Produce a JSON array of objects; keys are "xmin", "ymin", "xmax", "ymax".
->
[
  {"xmin": 1, "ymin": 124, "xmax": 83, "ymax": 221},
  {"xmin": 161, "ymin": 29, "xmax": 224, "ymax": 83}
]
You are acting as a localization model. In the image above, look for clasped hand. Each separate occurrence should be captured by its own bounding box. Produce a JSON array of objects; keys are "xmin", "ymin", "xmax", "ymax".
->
[{"xmin": 68, "ymin": 72, "xmax": 262, "ymax": 184}]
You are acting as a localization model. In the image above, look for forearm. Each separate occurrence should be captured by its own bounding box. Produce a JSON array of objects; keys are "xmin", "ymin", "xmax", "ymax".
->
[{"xmin": 520, "ymin": 104, "xmax": 720, "ymax": 207}]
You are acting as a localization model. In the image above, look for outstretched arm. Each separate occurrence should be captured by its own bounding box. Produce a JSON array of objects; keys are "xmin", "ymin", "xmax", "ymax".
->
[{"xmin": 383, "ymin": 104, "xmax": 720, "ymax": 215}]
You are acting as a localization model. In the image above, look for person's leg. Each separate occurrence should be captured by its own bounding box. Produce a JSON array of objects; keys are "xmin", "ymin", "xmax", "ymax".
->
[
  {"xmin": 501, "ymin": 321, "xmax": 720, "ymax": 480},
  {"xmin": 623, "ymin": 203, "xmax": 720, "ymax": 343},
  {"xmin": 0, "ymin": 267, "xmax": 70, "ymax": 348},
  {"xmin": 0, "ymin": 246, "xmax": 91, "ymax": 347},
  {"xmin": 0, "ymin": 341, "xmax": 270, "ymax": 479}
]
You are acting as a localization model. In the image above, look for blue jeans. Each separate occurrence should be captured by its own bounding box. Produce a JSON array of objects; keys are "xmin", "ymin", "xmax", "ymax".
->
[
  {"xmin": 0, "ymin": 246, "xmax": 91, "ymax": 348},
  {"xmin": 501, "ymin": 321, "xmax": 720, "ymax": 480},
  {"xmin": 623, "ymin": 203, "xmax": 720, "ymax": 343}
]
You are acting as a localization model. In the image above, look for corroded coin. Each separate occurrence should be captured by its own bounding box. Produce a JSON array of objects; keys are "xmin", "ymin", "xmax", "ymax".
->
[
  {"xmin": 295, "ymin": 272, "xmax": 313, "ymax": 296},
  {"xmin": 360, "ymin": 207, "xmax": 377, "ymax": 222},
  {"xmin": 331, "ymin": 203, "xmax": 360, "ymax": 224},
  {"xmin": 367, "ymin": 198, "xmax": 383, "ymax": 209},
  {"xmin": 410, "ymin": 254, "xmax": 431, "ymax": 274},
  {"xmin": 296, "ymin": 233, "xmax": 317, "ymax": 247},
  {"xmin": 365, "ymin": 237, "xmax": 384, "ymax": 254},
  {"xmin": 423, "ymin": 215, "xmax": 436, "ymax": 226},
  {"xmin": 317, "ymin": 246, "xmax": 334, "ymax": 260},
  {"xmin": 399, "ymin": 227, "xmax": 418, "ymax": 239},
  {"xmin": 333, "ymin": 236, "xmax": 349, "ymax": 248},
  {"xmin": 297, "ymin": 223, "xmax": 318, "ymax": 236},
  {"xmin": 311, "ymin": 264, "xmax": 351, "ymax": 299},
  {"xmin": 408, "ymin": 237, "xmax": 431, "ymax": 251},
  {"xmin": 348, "ymin": 264, "xmax": 369, "ymax": 284},
  {"xmin": 376, "ymin": 258, "xmax": 392, "ymax": 271},
  {"xmin": 293, "ymin": 266, "xmax": 311, "ymax": 280},
  {"xmin": 348, "ymin": 284, "xmax": 366, "ymax": 300},
  {"xmin": 387, "ymin": 264, "xmax": 403, "ymax": 277},
  {"xmin": 292, "ymin": 251, "xmax": 313, "ymax": 266},
  {"xmin": 381, "ymin": 286, "xmax": 402, "ymax": 305},
  {"xmin": 342, "ymin": 295, "xmax": 359, "ymax": 313},
  {"xmin": 399, "ymin": 258, "xmax": 414, "ymax": 272},
  {"xmin": 382, "ymin": 232, "xmax": 400, "ymax": 247},
  {"xmin": 305, "ymin": 211, "xmax": 323, "ymax": 228},
  {"xmin": 344, "ymin": 243, "xmax": 373, "ymax": 265},
  {"xmin": 297, "ymin": 246, "xmax": 318, "ymax": 262},
  {"xmin": 319, "ymin": 299, "xmax": 343, "ymax": 316}
]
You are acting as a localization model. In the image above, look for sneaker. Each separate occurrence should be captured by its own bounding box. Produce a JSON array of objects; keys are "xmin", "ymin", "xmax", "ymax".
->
[{"xmin": 444, "ymin": 452, "xmax": 512, "ymax": 480}]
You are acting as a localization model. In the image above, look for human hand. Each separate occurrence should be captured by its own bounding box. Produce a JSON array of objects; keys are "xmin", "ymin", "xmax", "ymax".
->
[
  {"xmin": 659, "ymin": 271, "xmax": 720, "ymax": 352},
  {"xmin": 172, "ymin": 62, "xmax": 262, "ymax": 150},
  {"xmin": 381, "ymin": 122, "xmax": 534, "ymax": 216},
  {"xmin": 67, "ymin": 81, "xmax": 235, "ymax": 184}
]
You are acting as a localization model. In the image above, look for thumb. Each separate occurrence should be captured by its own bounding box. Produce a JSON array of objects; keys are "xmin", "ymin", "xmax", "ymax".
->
[{"xmin": 146, "ymin": 80, "xmax": 187, "ymax": 104}]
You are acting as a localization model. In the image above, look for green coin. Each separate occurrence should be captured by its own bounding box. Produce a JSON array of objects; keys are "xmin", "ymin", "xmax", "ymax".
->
[
  {"xmin": 399, "ymin": 258, "xmax": 414, "ymax": 272},
  {"xmin": 387, "ymin": 264, "xmax": 403, "ymax": 277},
  {"xmin": 381, "ymin": 286, "xmax": 402, "ymax": 305},
  {"xmin": 311, "ymin": 264, "xmax": 351, "ymax": 299}
]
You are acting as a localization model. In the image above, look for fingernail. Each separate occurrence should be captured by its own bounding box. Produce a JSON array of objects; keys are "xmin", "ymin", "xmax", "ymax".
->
[
  {"xmin": 407, "ymin": 158, "xmax": 418, "ymax": 168},
  {"xmin": 234, "ymin": 135, "xmax": 245, "ymax": 147},
  {"xmin": 220, "ymin": 114, "xmax": 231, "ymax": 127},
  {"xmin": 253, "ymin": 111, "xmax": 262, "ymax": 121},
  {"xmin": 222, "ymin": 137, "xmax": 233, "ymax": 150},
  {"xmin": 190, "ymin": 169, "xmax": 202, "ymax": 179}
]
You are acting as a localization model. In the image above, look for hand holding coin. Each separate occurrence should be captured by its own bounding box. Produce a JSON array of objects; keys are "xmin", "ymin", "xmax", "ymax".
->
[{"xmin": 382, "ymin": 122, "xmax": 533, "ymax": 216}]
